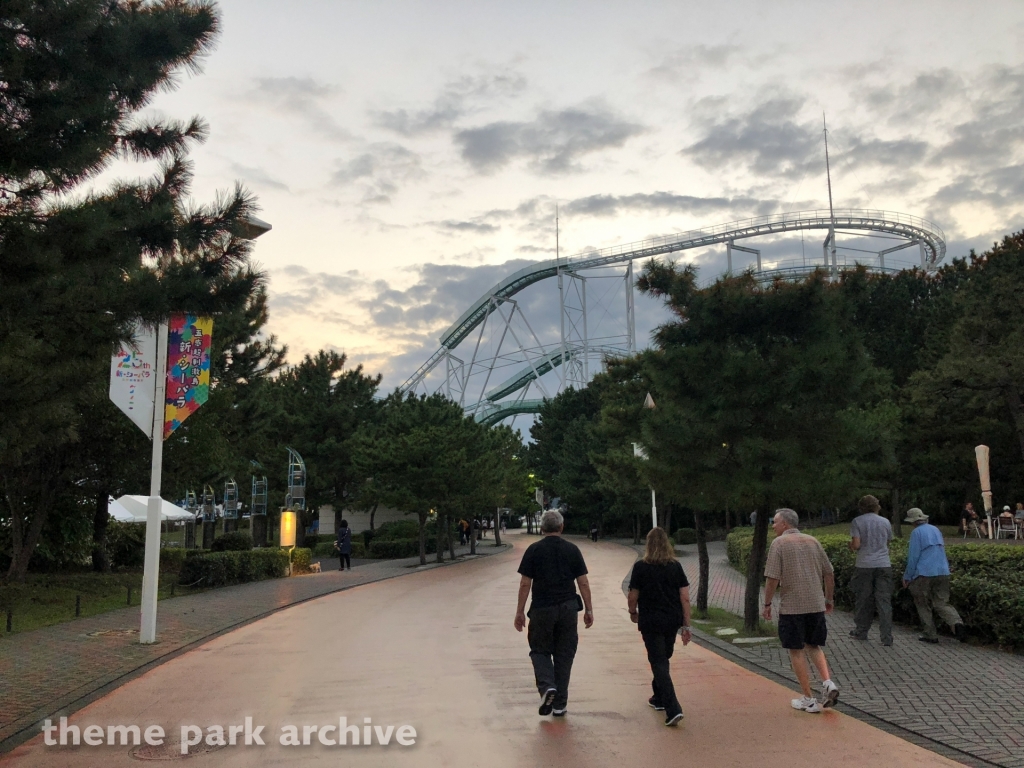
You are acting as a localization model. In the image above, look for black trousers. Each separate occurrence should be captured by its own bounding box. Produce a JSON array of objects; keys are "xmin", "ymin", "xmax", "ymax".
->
[
  {"xmin": 642, "ymin": 628, "xmax": 681, "ymax": 717},
  {"xmin": 338, "ymin": 553, "xmax": 350, "ymax": 569},
  {"xmin": 527, "ymin": 599, "xmax": 579, "ymax": 709}
]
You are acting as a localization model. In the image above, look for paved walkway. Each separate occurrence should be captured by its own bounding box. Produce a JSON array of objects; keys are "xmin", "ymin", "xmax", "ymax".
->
[
  {"xmin": 1, "ymin": 537, "xmax": 954, "ymax": 768},
  {"xmin": 0, "ymin": 540, "xmax": 509, "ymax": 752},
  {"xmin": 671, "ymin": 540, "xmax": 1024, "ymax": 768}
]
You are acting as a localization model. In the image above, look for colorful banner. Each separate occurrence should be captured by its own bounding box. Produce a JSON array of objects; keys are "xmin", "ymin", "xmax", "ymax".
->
[
  {"xmin": 164, "ymin": 314, "xmax": 213, "ymax": 438},
  {"xmin": 109, "ymin": 323, "xmax": 158, "ymax": 437}
]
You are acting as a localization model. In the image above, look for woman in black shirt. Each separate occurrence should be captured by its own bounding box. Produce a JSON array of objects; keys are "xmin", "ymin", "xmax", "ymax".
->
[{"xmin": 627, "ymin": 527, "xmax": 691, "ymax": 726}]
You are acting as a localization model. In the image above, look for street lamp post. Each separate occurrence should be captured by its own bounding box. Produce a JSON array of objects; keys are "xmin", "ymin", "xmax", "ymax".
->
[{"xmin": 635, "ymin": 392, "xmax": 658, "ymax": 530}]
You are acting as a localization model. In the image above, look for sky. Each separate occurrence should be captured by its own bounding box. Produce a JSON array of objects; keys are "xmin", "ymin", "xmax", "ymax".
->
[{"xmin": 131, "ymin": 0, "xmax": 1024, "ymax": 391}]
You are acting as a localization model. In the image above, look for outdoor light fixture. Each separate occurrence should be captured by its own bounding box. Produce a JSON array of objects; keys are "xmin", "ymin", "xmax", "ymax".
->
[{"xmin": 280, "ymin": 510, "xmax": 297, "ymax": 548}]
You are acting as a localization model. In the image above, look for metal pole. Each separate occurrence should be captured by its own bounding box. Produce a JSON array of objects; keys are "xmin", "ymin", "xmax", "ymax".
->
[
  {"xmin": 581, "ymin": 275, "xmax": 589, "ymax": 381},
  {"xmin": 558, "ymin": 267, "xmax": 566, "ymax": 388},
  {"xmin": 823, "ymin": 114, "xmax": 837, "ymax": 279},
  {"xmin": 651, "ymin": 487, "xmax": 657, "ymax": 530},
  {"xmin": 726, "ymin": 241, "xmax": 733, "ymax": 275},
  {"xmin": 140, "ymin": 319, "xmax": 168, "ymax": 644},
  {"xmin": 626, "ymin": 260, "xmax": 636, "ymax": 354}
]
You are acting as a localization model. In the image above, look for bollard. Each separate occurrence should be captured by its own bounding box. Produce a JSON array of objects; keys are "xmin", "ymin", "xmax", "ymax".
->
[
  {"xmin": 5, "ymin": 609, "xmax": 11, "ymax": 632},
  {"xmin": 75, "ymin": 595, "xmax": 81, "ymax": 617},
  {"xmin": 127, "ymin": 586, "xmax": 132, "ymax": 606}
]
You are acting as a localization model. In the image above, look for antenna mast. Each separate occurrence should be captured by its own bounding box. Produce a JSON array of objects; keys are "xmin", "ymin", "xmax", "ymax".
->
[
  {"xmin": 823, "ymin": 113, "xmax": 837, "ymax": 277},
  {"xmin": 556, "ymin": 204, "xmax": 560, "ymax": 263}
]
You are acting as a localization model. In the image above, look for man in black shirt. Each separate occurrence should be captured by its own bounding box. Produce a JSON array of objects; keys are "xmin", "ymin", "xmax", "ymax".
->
[{"xmin": 514, "ymin": 510, "xmax": 593, "ymax": 717}]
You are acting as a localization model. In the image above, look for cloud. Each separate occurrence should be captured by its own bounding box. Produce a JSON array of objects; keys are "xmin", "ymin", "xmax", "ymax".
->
[
  {"xmin": 647, "ymin": 44, "xmax": 735, "ymax": 80},
  {"xmin": 454, "ymin": 106, "xmax": 646, "ymax": 174},
  {"xmin": 562, "ymin": 191, "xmax": 772, "ymax": 218},
  {"xmin": 230, "ymin": 163, "xmax": 289, "ymax": 192},
  {"xmin": 330, "ymin": 143, "xmax": 425, "ymax": 203},
  {"xmin": 374, "ymin": 68, "xmax": 527, "ymax": 136},
  {"xmin": 251, "ymin": 76, "xmax": 350, "ymax": 142},
  {"xmin": 682, "ymin": 95, "xmax": 822, "ymax": 180},
  {"xmin": 433, "ymin": 219, "xmax": 501, "ymax": 234}
]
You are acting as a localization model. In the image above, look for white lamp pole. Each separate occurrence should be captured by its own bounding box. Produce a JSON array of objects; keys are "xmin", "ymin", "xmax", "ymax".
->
[{"xmin": 140, "ymin": 321, "xmax": 168, "ymax": 644}]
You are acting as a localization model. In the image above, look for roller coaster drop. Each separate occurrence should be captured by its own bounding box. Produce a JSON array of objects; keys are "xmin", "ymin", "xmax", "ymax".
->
[{"xmin": 400, "ymin": 208, "xmax": 946, "ymax": 427}]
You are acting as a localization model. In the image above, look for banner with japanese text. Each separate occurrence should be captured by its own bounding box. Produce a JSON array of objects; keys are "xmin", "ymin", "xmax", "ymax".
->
[
  {"xmin": 109, "ymin": 323, "xmax": 158, "ymax": 437},
  {"xmin": 164, "ymin": 314, "xmax": 213, "ymax": 438}
]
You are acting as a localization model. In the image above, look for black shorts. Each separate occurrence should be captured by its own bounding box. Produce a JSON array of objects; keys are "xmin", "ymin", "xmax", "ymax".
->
[{"xmin": 777, "ymin": 612, "xmax": 828, "ymax": 650}]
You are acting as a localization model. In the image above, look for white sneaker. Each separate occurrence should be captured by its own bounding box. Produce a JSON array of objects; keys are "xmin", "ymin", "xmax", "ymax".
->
[
  {"xmin": 791, "ymin": 696, "xmax": 822, "ymax": 713},
  {"xmin": 821, "ymin": 680, "xmax": 839, "ymax": 708}
]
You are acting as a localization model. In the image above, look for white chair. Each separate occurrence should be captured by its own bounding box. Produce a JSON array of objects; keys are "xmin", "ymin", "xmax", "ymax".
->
[
  {"xmin": 963, "ymin": 519, "xmax": 983, "ymax": 539},
  {"xmin": 995, "ymin": 516, "xmax": 1018, "ymax": 540}
]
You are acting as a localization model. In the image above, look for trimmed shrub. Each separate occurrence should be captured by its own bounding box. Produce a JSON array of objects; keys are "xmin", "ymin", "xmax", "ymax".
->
[
  {"xmin": 373, "ymin": 519, "xmax": 422, "ymax": 541},
  {"xmin": 291, "ymin": 547, "xmax": 312, "ymax": 574},
  {"xmin": 210, "ymin": 531, "xmax": 254, "ymax": 552},
  {"xmin": 313, "ymin": 541, "xmax": 368, "ymax": 559},
  {"xmin": 725, "ymin": 528, "xmax": 1024, "ymax": 647},
  {"xmin": 369, "ymin": 538, "xmax": 437, "ymax": 559},
  {"xmin": 674, "ymin": 528, "xmax": 697, "ymax": 545},
  {"xmin": 106, "ymin": 521, "xmax": 146, "ymax": 569},
  {"xmin": 178, "ymin": 549, "xmax": 288, "ymax": 588},
  {"xmin": 160, "ymin": 548, "xmax": 188, "ymax": 573}
]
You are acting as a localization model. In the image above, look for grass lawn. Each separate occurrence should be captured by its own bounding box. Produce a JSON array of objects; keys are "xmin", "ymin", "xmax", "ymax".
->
[
  {"xmin": 0, "ymin": 571, "xmax": 188, "ymax": 637},
  {"xmin": 691, "ymin": 605, "xmax": 776, "ymax": 639}
]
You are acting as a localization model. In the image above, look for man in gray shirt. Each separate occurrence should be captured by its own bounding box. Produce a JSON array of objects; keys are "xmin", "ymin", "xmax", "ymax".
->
[{"xmin": 849, "ymin": 495, "xmax": 894, "ymax": 645}]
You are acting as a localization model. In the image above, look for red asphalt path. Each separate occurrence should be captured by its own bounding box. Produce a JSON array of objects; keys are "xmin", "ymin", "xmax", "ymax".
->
[{"xmin": 1, "ymin": 535, "xmax": 957, "ymax": 767}]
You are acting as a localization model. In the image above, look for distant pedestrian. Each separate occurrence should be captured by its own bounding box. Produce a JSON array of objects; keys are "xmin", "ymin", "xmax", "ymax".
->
[
  {"xmin": 458, "ymin": 519, "xmax": 469, "ymax": 545},
  {"xmin": 474, "ymin": 518, "xmax": 482, "ymax": 541},
  {"xmin": 514, "ymin": 510, "xmax": 593, "ymax": 718},
  {"xmin": 627, "ymin": 527, "xmax": 691, "ymax": 726},
  {"xmin": 501, "ymin": 518, "xmax": 507, "ymax": 534},
  {"xmin": 590, "ymin": 522, "xmax": 599, "ymax": 542},
  {"xmin": 902, "ymin": 508, "xmax": 966, "ymax": 644},
  {"xmin": 961, "ymin": 501, "xmax": 985, "ymax": 537},
  {"xmin": 335, "ymin": 519, "xmax": 352, "ymax": 571},
  {"xmin": 848, "ymin": 495, "xmax": 894, "ymax": 646},
  {"xmin": 762, "ymin": 508, "xmax": 840, "ymax": 714}
]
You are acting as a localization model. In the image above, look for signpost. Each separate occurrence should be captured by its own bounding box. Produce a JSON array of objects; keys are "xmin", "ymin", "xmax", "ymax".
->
[{"xmin": 109, "ymin": 314, "xmax": 214, "ymax": 644}]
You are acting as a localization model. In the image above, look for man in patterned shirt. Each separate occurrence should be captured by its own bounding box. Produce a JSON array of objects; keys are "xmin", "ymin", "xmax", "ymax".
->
[{"xmin": 762, "ymin": 508, "xmax": 840, "ymax": 714}]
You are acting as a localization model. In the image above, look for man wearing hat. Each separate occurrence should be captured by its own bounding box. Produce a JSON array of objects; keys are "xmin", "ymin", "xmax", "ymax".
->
[{"xmin": 902, "ymin": 508, "xmax": 967, "ymax": 644}]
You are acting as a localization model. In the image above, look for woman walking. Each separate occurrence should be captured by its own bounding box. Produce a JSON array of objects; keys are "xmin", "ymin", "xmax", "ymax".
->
[
  {"xmin": 335, "ymin": 519, "xmax": 352, "ymax": 571},
  {"xmin": 627, "ymin": 527, "xmax": 691, "ymax": 726}
]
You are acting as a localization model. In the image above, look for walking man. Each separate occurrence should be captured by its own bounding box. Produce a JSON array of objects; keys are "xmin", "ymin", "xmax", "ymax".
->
[
  {"xmin": 762, "ymin": 508, "xmax": 840, "ymax": 713},
  {"xmin": 902, "ymin": 508, "xmax": 967, "ymax": 644},
  {"xmin": 849, "ymin": 495, "xmax": 894, "ymax": 645},
  {"xmin": 627, "ymin": 527, "xmax": 691, "ymax": 726},
  {"xmin": 514, "ymin": 510, "xmax": 593, "ymax": 717}
]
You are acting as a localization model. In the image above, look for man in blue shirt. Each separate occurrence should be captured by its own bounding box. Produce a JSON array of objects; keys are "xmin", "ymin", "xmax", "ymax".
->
[{"xmin": 901, "ymin": 508, "xmax": 966, "ymax": 644}]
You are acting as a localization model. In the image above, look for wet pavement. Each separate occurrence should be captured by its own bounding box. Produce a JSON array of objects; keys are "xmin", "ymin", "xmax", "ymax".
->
[{"xmin": 1, "ymin": 534, "xmax": 956, "ymax": 768}]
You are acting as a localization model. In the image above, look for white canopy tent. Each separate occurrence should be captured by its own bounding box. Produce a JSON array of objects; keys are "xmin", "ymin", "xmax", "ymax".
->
[{"xmin": 111, "ymin": 495, "xmax": 195, "ymax": 523}]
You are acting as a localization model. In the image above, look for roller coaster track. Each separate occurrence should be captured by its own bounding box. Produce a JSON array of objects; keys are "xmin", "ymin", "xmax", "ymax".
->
[{"xmin": 400, "ymin": 208, "xmax": 945, "ymax": 417}]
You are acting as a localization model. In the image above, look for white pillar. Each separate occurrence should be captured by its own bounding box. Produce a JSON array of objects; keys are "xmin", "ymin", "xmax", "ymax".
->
[
  {"xmin": 140, "ymin": 319, "xmax": 168, "ymax": 644},
  {"xmin": 651, "ymin": 488, "xmax": 657, "ymax": 530}
]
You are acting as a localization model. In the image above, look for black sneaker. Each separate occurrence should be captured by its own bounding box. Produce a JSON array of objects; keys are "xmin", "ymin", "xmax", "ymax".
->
[
  {"xmin": 954, "ymin": 623, "xmax": 967, "ymax": 642},
  {"xmin": 539, "ymin": 688, "xmax": 556, "ymax": 716},
  {"xmin": 848, "ymin": 630, "xmax": 867, "ymax": 640},
  {"xmin": 665, "ymin": 712, "xmax": 683, "ymax": 726},
  {"xmin": 648, "ymin": 696, "xmax": 665, "ymax": 711},
  {"xmin": 552, "ymin": 708, "xmax": 566, "ymax": 717},
  {"xmin": 918, "ymin": 636, "xmax": 939, "ymax": 644}
]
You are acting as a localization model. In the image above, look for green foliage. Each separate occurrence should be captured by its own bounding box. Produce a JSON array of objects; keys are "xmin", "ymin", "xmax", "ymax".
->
[
  {"xmin": 369, "ymin": 538, "xmax": 436, "ymax": 559},
  {"xmin": 313, "ymin": 540, "xmax": 367, "ymax": 558},
  {"xmin": 290, "ymin": 547, "xmax": 312, "ymax": 574},
  {"xmin": 178, "ymin": 549, "xmax": 288, "ymax": 588},
  {"xmin": 210, "ymin": 531, "xmax": 254, "ymax": 552},
  {"xmin": 105, "ymin": 522, "xmax": 146, "ymax": 570},
  {"xmin": 674, "ymin": 528, "xmax": 697, "ymax": 545},
  {"xmin": 371, "ymin": 519, "xmax": 422, "ymax": 541},
  {"xmin": 160, "ymin": 548, "xmax": 188, "ymax": 573},
  {"xmin": 725, "ymin": 529, "xmax": 1024, "ymax": 647}
]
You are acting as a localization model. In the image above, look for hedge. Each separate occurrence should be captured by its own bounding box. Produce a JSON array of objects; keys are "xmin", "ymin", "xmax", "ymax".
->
[
  {"xmin": 211, "ymin": 531, "xmax": 254, "ymax": 552},
  {"xmin": 674, "ymin": 528, "xmax": 697, "ymax": 545},
  {"xmin": 312, "ymin": 541, "xmax": 368, "ymax": 559},
  {"xmin": 178, "ymin": 548, "xmax": 289, "ymax": 588},
  {"xmin": 160, "ymin": 548, "xmax": 188, "ymax": 573},
  {"xmin": 290, "ymin": 547, "xmax": 312, "ymax": 574},
  {"xmin": 369, "ymin": 538, "xmax": 437, "ymax": 559},
  {"xmin": 725, "ymin": 528, "xmax": 1024, "ymax": 647}
]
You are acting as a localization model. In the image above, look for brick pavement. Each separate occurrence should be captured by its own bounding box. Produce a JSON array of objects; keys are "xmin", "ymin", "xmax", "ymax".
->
[
  {"xmin": 0, "ymin": 541, "xmax": 509, "ymax": 753},
  {"xmin": 668, "ymin": 540, "xmax": 1024, "ymax": 768}
]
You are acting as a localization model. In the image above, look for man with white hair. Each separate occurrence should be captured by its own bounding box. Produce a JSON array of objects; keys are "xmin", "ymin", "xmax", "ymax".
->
[
  {"xmin": 514, "ymin": 509, "xmax": 593, "ymax": 717},
  {"xmin": 762, "ymin": 508, "xmax": 840, "ymax": 713}
]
